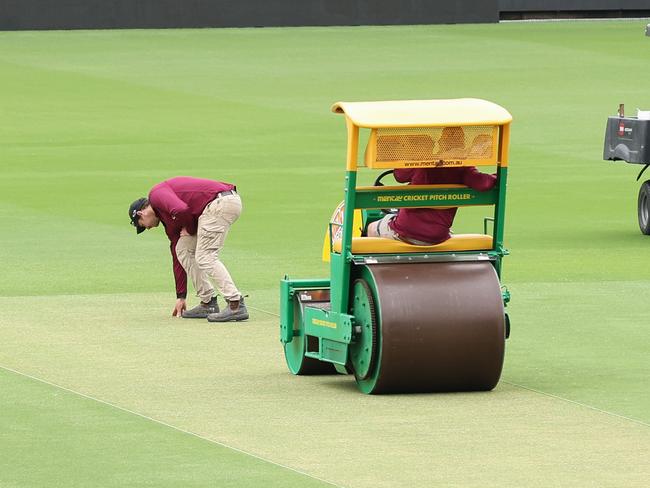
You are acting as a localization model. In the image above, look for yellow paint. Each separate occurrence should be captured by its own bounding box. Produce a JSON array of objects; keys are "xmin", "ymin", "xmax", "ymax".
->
[
  {"xmin": 499, "ymin": 123, "xmax": 511, "ymax": 168},
  {"xmin": 356, "ymin": 184, "xmax": 467, "ymax": 191},
  {"xmin": 332, "ymin": 234, "xmax": 493, "ymax": 254},
  {"xmin": 312, "ymin": 318, "xmax": 337, "ymax": 329},
  {"xmin": 374, "ymin": 193, "xmax": 472, "ymax": 203},
  {"xmin": 362, "ymin": 124, "xmax": 501, "ymax": 169},
  {"xmin": 331, "ymin": 99, "xmax": 512, "ymax": 128},
  {"xmin": 333, "ymin": 99, "xmax": 511, "ymax": 170},
  {"xmin": 345, "ymin": 120, "xmax": 359, "ymax": 171},
  {"xmin": 364, "ymin": 158, "xmax": 498, "ymax": 169}
]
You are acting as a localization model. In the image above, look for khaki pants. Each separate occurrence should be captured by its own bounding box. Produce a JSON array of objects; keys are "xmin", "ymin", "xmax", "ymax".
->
[
  {"xmin": 367, "ymin": 213, "xmax": 436, "ymax": 246},
  {"xmin": 367, "ymin": 214, "xmax": 400, "ymax": 240},
  {"xmin": 175, "ymin": 193, "xmax": 242, "ymax": 302}
]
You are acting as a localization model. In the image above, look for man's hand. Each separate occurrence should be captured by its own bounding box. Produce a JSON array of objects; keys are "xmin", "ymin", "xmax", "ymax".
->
[
  {"xmin": 172, "ymin": 298, "xmax": 186, "ymax": 317},
  {"xmin": 180, "ymin": 227, "xmax": 190, "ymax": 237}
]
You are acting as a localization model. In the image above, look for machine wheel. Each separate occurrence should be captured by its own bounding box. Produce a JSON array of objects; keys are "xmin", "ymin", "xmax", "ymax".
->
[
  {"xmin": 638, "ymin": 180, "xmax": 650, "ymax": 235},
  {"xmin": 349, "ymin": 280, "xmax": 378, "ymax": 381},
  {"xmin": 353, "ymin": 262, "xmax": 506, "ymax": 394},
  {"xmin": 284, "ymin": 296, "xmax": 336, "ymax": 375}
]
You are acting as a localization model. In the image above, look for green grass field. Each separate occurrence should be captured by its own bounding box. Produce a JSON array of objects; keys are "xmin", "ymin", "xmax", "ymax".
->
[{"xmin": 1, "ymin": 20, "xmax": 650, "ymax": 487}]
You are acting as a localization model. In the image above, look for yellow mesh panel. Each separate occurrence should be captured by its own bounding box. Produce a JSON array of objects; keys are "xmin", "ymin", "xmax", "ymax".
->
[
  {"xmin": 376, "ymin": 133, "xmax": 435, "ymax": 162},
  {"xmin": 375, "ymin": 126, "xmax": 496, "ymax": 163}
]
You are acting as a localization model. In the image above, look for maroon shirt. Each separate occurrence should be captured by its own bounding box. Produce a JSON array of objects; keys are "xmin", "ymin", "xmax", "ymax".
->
[
  {"xmin": 389, "ymin": 167, "xmax": 496, "ymax": 244},
  {"xmin": 148, "ymin": 176, "xmax": 235, "ymax": 298}
]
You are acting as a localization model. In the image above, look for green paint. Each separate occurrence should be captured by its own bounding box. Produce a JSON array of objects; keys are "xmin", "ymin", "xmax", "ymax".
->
[{"xmin": 355, "ymin": 186, "xmax": 498, "ymax": 209}]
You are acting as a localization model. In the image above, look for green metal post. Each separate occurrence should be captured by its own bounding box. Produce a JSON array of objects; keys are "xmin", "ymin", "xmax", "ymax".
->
[
  {"xmin": 492, "ymin": 166, "xmax": 508, "ymax": 277},
  {"xmin": 330, "ymin": 170, "xmax": 357, "ymax": 314}
]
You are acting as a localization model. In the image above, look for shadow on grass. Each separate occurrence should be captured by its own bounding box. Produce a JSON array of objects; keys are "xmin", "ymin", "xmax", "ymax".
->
[
  {"xmin": 317, "ymin": 377, "xmax": 360, "ymax": 393},
  {"xmin": 316, "ymin": 376, "xmax": 500, "ymax": 398}
]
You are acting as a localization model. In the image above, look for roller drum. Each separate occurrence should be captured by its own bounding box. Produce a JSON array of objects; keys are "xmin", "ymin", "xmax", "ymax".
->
[{"xmin": 354, "ymin": 262, "xmax": 505, "ymax": 394}]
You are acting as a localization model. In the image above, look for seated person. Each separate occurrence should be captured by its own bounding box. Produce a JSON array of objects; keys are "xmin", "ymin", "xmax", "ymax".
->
[
  {"xmin": 367, "ymin": 166, "xmax": 496, "ymax": 245},
  {"xmin": 467, "ymin": 134, "xmax": 494, "ymax": 159},
  {"xmin": 435, "ymin": 126, "xmax": 467, "ymax": 159}
]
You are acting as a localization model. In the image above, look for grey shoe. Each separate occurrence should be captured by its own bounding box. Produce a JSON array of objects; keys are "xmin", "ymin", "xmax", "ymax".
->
[
  {"xmin": 182, "ymin": 297, "xmax": 219, "ymax": 319},
  {"xmin": 207, "ymin": 297, "xmax": 249, "ymax": 322}
]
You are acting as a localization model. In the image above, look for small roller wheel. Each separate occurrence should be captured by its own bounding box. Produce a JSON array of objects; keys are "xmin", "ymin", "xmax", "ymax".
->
[
  {"xmin": 284, "ymin": 297, "xmax": 336, "ymax": 375},
  {"xmin": 349, "ymin": 279, "xmax": 378, "ymax": 381},
  {"xmin": 638, "ymin": 180, "xmax": 650, "ymax": 235}
]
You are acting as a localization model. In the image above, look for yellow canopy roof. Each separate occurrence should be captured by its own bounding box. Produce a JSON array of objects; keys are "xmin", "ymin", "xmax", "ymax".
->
[{"xmin": 331, "ymin": 98, "xmax": 512, "ymax": 128}]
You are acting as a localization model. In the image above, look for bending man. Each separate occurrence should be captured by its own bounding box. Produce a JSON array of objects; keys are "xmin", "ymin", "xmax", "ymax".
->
[{"xmin": 129, "ymin": 176, "xmax": 248, "ymax": 322}]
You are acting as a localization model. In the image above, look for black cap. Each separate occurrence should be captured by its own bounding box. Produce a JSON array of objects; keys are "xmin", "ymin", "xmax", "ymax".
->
[{"xmin": 129, "ymin": 197, "xmax": 148, "ymax": 234}]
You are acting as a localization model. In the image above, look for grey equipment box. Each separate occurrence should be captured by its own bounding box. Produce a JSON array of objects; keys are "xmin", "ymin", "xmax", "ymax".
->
[{"xmin": 603, "ymin": 116, "xmax": 650, "ymax": 164}]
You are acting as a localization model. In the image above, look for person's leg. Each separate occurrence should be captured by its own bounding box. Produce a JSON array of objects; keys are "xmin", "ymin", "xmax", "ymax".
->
[
  {"xmin": 175, "ymin": 235, "xmax": 218, "ymax": 318},
  {"xmin": 195, "ymin": 194, "xmax": 248, "ymax": 322},
  {"xmin": 366, "ymin": 214, "xmax": 400, "ymax": 240}
]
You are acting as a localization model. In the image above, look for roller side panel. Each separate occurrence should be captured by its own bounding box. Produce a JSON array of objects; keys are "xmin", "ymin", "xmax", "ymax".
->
[{"xmin": 280, "ymin": 278, "xmax": 336, "ymax": 375}]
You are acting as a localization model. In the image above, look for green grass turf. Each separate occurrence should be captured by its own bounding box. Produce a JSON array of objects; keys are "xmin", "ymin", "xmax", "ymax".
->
[
  {"xmin": 0, "ymin": 366, "xmax": 332, "ymax": 488},
  {"xmin": 1, "ymin": 20, "xmax": 650, "ymax": 486},
  {"xmin": 1, "ymin": 292, "xmax": 649, "ymax": 487}
]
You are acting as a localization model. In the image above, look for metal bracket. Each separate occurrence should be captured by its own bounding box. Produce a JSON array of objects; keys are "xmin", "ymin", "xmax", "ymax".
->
[
  {"xmin": 351, "ymin": 252, "xmax": 496, "ymax": 265},
  {"xmin": 483, "ymin": 217, "xmax": 494, "ymax": 235},
  {"xmin": 501, "ymin": 286, "xmax": 511, "ymax": 304}
]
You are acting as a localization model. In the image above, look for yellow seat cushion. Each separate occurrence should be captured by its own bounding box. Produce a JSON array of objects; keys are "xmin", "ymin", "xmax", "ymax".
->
[{"xmin": 332, "ymin": 234, "xmax": 493, "ymax": 254}]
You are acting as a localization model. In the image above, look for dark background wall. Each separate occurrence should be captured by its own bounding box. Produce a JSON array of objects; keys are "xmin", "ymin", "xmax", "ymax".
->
[
  {"xmin": 499, "ymin": 0, "xmax": 650, "ymax": 19},
  {"xmin": 0, "ymin": 0, "xmax": 647, "ymax": 30},
  {"xmin": 0, "ymin": 0, "xmax": 498, "ymax": 30},
  {"xmin": 499, "ymin": 0, "xmax": 650, "ymax": 11}
]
